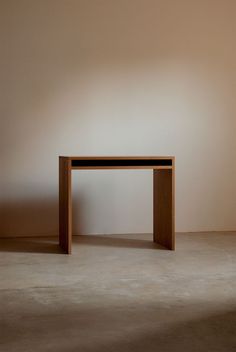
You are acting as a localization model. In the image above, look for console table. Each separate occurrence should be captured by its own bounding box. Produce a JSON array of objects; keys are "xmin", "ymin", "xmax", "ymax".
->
[{"xmin": 59, "ymin": 156, "xmax": 175, "ymax": 254}]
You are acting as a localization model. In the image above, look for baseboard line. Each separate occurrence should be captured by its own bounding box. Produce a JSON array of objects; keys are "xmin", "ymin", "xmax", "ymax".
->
[{"xmin": 0, "ymin": 230, "xmax": 235, "ymax": 239}]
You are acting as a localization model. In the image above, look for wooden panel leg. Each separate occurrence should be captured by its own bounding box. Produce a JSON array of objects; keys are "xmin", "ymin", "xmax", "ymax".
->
[
  {"xmin": 59, "ymin": 157, "xmax": 72, "ymax": 254},
  {"xmin": 153, "ymin": 168, "xmax": 175, "ymax": 250}
]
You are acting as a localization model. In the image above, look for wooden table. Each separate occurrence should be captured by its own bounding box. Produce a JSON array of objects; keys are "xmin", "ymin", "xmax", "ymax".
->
[{"xmin": 59, "ymin": 156, "xmax": 175, "ymax": 254}]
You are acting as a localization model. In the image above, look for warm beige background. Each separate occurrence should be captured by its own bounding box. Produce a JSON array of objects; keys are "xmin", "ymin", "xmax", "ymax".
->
[{"xmin": 1, "ymin": 0, "xmax": 236, "ymax": 237}]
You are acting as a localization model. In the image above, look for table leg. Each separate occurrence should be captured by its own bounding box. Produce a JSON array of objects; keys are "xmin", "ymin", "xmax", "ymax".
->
[
  {"xmin": 59, "ymin": 157, "xmax": 72, "ymax": 254},
  {"xmin": 153, "ymin": 168, "xmax": 175, "ymax": 250}
]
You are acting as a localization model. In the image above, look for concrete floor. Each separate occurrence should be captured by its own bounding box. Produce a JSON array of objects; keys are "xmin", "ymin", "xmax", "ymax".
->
[{"xmin": 0, "ymin": 232, "xmax": 236, "ymax": 352}]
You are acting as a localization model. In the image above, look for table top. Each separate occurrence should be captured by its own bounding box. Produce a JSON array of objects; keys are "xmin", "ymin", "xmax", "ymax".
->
[{"xmin": 60, "ymin": 156, "xmax": 174, "ymax": 159}]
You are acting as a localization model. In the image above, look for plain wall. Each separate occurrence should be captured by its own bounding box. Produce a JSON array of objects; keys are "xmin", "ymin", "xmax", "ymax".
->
[{"xmin": 1, "ymin": 0, "xmax": 236, "ymax": 237}]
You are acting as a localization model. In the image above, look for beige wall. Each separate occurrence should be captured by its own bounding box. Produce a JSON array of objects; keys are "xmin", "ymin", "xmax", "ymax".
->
[{"xmin": 1, "ymin": 0, "xmax": 236, "ymax": 237}]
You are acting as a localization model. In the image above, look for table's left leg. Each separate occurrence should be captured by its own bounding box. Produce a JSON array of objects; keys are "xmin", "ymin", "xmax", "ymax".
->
[
  {"xmin": 153, "ymin": 168, "xmax": 175, "ymax": 250},
  {"xmin": 59, "ymin": 157, "xmax": 72, "ymax": 254}
]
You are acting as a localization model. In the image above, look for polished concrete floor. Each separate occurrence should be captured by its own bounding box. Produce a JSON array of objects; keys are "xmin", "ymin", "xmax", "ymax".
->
[{"xmin": 0, "ymin": 232, "xmax": 236, "ymax": 352}]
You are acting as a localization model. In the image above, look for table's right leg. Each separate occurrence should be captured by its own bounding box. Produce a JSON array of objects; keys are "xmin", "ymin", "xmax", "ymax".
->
[
  {"xmin": 153, "ymin": 168, "xmax": 175, "ymax": 250},
  {"xmin": 59, "ymin": 157, "xmax": 72, "ymax": 254}
]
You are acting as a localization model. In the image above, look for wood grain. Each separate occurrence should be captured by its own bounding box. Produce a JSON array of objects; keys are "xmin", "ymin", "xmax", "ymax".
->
[
  {"xmin": 59, "ymin": 157, "xmax": 72, "ymax": 254},
  {"xmin": 153, "ymin": 164, "xmax": 175, "ymax": 250}
]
